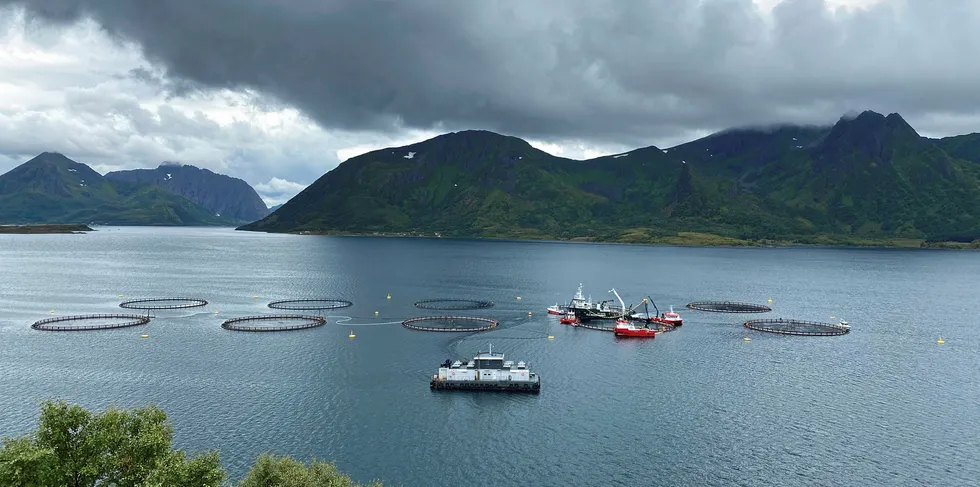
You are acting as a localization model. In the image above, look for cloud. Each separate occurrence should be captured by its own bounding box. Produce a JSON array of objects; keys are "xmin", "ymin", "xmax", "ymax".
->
[
  {"xmin": 1, "ymin": 0, "xmax": 980, "ymax": 193},
  {"xmin": 253, "ymin": 177, "xmax": 308, "ymax": 206}
]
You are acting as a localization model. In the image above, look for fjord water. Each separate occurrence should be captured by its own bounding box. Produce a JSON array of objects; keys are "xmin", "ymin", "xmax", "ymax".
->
[{"xmin": 1, "ymin": 228, "xmax": 977, "ymax": 486}]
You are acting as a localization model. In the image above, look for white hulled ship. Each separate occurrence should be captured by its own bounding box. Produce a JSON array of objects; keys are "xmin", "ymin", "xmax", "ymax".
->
[{"xmin": 431, "ymin": 344, "xmax": 540, "ymax": 393}]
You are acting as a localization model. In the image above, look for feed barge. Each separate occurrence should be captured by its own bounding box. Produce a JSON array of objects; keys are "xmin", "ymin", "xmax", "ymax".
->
[{"xmin": 431, "ymin": 345, "xmax": 540, "ymax": 393}]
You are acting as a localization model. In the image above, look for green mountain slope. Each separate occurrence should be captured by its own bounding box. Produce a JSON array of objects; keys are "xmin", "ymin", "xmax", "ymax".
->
[
  {"xmin": 241, "ymin": 112, "xmax": 980, "ymax": 245},
  {"xmin": 0, "ymin": 152, "xmax": 236, "ymax": 225},
  {"xmin": 105, "ymin": 163, "xmax": 269, "ymax": 223}
]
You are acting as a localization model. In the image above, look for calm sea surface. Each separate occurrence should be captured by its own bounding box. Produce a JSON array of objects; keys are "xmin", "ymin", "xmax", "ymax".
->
[{"xmin": 0, "ymin": 227, "xmax": 977, "ymax": 486}]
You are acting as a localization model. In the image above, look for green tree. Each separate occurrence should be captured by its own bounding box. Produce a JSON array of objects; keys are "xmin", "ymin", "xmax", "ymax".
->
[
  {"xmin": 238, "ymin": 454, "xmax": 383, "ymax": 487},
  {"xmin": 0, "ymin": 400, "xmax": 225, "ymax": 487}
]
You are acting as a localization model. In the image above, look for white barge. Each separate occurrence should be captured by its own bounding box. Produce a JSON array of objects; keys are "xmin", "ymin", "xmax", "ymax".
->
[{"xmin": 431, "ymin": 345, "xmax": 540, "ymax": 393}]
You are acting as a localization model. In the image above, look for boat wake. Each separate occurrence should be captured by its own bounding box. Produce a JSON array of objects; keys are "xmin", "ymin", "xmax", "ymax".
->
[{"xmin": 328, "ymin": 315, "xmax": 404, "ymax": 326}]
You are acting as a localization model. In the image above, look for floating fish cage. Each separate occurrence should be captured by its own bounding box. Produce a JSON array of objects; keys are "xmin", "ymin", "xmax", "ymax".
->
[
  {"xmin": 402, "ymin": 316, "xmax": 498, "ymax": 332},
  {"xmin": 119, "ymin": 297, "xmax": 209, "ymax": 310},
  {"xmin": 744, "ymin": 318, "xmax": 850, "ymax": 336},
  {"xmin": 221, "ymin": 314, "xmax": 326, "ymax": 332},
  {"xmin": 414, "ymin": 298, "xmax": 495, "ymax": 310},
  {"xmin": 686, "ymin": 301, "xmax": 772, "ymax": 313},
  {"xmin": 267, "ymin": 298, "xmax": 353, "ymax": 311},
  {"xmin": 32, "ymin": 313, "xmax": 151, "ymax": 331}
]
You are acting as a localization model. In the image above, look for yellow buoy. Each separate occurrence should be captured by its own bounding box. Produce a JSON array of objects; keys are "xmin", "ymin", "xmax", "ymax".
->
[
  {"xmin": 516, "ymin": 296, "xmax": 521, "ymax": 300},
  {"xmin": 375, "ymin": 311, "xmax": 379, "ymax": 316},
  {"xmin": 547, "ymin": 335, "xmax": 554, "ymax": 340},
  {"xmin": 215, "ymin": 311, "xmax": 219, "ymax": 315},
  {"xmin": 49, "ymin": 310, "xmax": 54, "ymax": 314},
  {"xmin": 528, "ymin": 312, "xmax": 532, "ymax": 316},
  {"xmin": 119, "ymin": 295, "xmax": 125, "ymax": 298},
  {"xmin": 744, "ymin": 337, "xmax": 751, "ymax": 341},
  {"xmin": 252, "ymin": 295, "xmax": 258, "ymax": 299},
  {"xmin": 938, "ymin": 336, "xmax": 945, "ymax": 344},
  {"xmin": 349, "ymin": 330, "xmax": 356, "ymax": 339},
  {"xmin": 386, "ymin": 293, "xmax": 391, "ymax": 300},
  {"xmin": 767, "ymin": 298, "xmax": 773, "ymax": 303},
  {"xmin": 140, "ymin": 334, "xmax": 149, "ymax": 339}
]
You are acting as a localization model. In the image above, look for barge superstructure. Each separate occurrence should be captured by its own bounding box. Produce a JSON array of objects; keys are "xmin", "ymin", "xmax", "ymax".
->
[{"xmin": 431, "ymin": 345, "xmax": 540, "ymax": 393}]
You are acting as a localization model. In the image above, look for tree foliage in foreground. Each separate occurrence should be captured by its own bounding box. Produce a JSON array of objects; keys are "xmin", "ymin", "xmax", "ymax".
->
[
  {"xmin": 0, "ymin": 400, "xmax": 381, "ymax": 487},
  {"xmin": 238, "ymin": 455, "xmax": 383, "ymax": 487}
]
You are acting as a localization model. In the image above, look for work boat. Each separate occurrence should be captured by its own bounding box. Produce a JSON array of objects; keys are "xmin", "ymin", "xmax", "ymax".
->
[
  {"xmin": 547, "ymin": 303, "xmax": 564, "ymax": 315},
  {"xmin": 431, "ymin": 344, "xmax": 541, "ymax": 393},
  {"xmin": 610, "ymin": 288, "xmax": 656, "ymax": 338},
  {"xmin": 661, "ymin": 306, "xmax": 683, "ymax": 326},
  {"xmin": 559, "ymin": 311, "xmax": 579, "ymax": 325}
]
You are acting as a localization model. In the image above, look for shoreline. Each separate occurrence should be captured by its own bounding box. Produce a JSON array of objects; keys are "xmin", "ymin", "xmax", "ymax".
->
[
  {"xmin": 0, "ymin": 224, "xmax": 94, "ymax": 234},
  {"xmin": 235, "ymin": 227, "xmax": 978, "ymax": 251}
]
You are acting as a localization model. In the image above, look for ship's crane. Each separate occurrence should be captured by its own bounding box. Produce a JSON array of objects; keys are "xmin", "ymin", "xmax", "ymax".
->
[
  {"xmin": 609, "ymin": 288, "xmax": 652, "ymax": 319},
  {"xmin": 608, "ymin": 288, "xmax": 631, "ymax": 319}
]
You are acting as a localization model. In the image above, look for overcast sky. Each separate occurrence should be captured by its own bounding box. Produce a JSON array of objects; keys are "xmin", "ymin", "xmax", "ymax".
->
[{"xmin": 1, "ymin": 0, "xmax": 979, "ymax": 205}]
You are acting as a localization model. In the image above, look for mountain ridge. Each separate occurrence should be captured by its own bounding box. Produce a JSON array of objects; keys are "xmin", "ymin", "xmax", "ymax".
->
[
  {"xmin": 106, "ymin": 163, "xmax": 269, "ymax": 223},
  {"xmin": 241, "ymin": 110, "xmax": 980, "ymax": 247},
  {"xmin": 0, "ymin": 153, "xmax": 238, "ymax": 226}
]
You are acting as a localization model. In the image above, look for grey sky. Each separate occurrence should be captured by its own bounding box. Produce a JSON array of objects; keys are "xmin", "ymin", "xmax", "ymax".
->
[{"xmin": 1, "ymin": 0, "xmax": 978, "ymax": 204}]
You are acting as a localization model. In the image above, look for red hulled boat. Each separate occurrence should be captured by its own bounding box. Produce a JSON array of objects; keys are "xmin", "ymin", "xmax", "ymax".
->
[
  {"xmin": 661, "ymin": 306, "xmax": 682, "ymax": 326},
  {"xmin": 609, "ymin": 289, "xmax": 656, "ymax": 338},
  {"xmin": 614, "ymin": 318, "xmax": 657, "ymax": 338},
  {"xmin": 559, "ymin": 311, "xmax": 579, "ymax": 325}
]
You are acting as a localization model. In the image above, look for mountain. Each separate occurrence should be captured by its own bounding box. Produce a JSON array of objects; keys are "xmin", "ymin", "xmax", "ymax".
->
[
  {"xmin": 269, "ymin": 204, "xmax": 284, "ymax": 212},
  {"xmin": 105, "ymin": 163, "xmax": 268, "ymax": 223},
  {"xmin": 239, "ymin": 111, "xmax": 980, "ymax": 245},
  {"xmin": 0, "ymin": 152, "xmax": 235, "ymax": 225}
]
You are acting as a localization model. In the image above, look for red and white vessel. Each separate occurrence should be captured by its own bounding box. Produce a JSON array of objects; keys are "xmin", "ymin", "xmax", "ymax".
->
[
  {"xmin": 660, "ymin": 306, "xmax": 683, "ymax": 326},
  {"xmin": 609, "ymin": 288, "xmax": 656, "ymax": 338},
  {"xmin": 559, "ymin": 311, "xmax": 579, "ymax": 325},
  {"xmin": 547, "ymin": 303, "xmax": 565, "ymax": 315}
]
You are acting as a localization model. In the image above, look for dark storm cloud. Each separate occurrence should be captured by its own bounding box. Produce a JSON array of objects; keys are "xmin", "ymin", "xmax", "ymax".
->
[{"xmin": 5, "ymin": 0, "xmax": 980, "ymax": 146}]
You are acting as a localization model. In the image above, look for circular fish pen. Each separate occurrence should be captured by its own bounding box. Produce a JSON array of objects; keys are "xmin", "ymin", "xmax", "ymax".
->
[
  {"xmin": 687, "ymin": 301, "xmax": 772, "ymax": 313},
  {"xmin": 119, "ymin": 297, "xmax": 208, "ymax": 310},
  {"xmin": 267, "ymin": 299, "xmax": 353, "ymax": 311},
  {"xmin": 221, "ymin": 314, "xmax": 326, "ymax": 332},
  {"xmin": 744, "ymin": 318, "xmax": 850, "ymax": 336},
  {"xmin": 402, "ymin": 316, "xmax": 498, "ymax": 332},
  {"xmin": 32, "ymin": 314, "xmax": 151, "ymax": 331},
  {"xmin": 414, "ymin": 298, "xmax": 495, "ymax": 310}
]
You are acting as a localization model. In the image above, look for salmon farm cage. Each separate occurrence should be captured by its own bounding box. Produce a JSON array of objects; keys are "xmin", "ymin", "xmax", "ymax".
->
[
  {"xmin": 221, "ymin": 314, "xmax": 326, "ymax": 332},
  {"xmin": 119, "ymin": 297, "xmax": 209, "ymax": 310},
  {"xmin": 32, "ymin": 313, "xmax": 152, "ymax": 331},
  {"xmin": 744, "ymin": 318, "xmax": 850, "ymax": 336},
  {"xmin": 402, "ymin": 316, "xmax": 498, "ymax": 332},
  {"xmin": 267, "ymin": 299, "xmax": 353, "ymax": 311},
  {"xmin": 414, "ymin": 298, "xmax": 495, "ymax": 310},
  {"xmin": 686, "ymin": 301, "xmax": 773, "ymax": 313}
]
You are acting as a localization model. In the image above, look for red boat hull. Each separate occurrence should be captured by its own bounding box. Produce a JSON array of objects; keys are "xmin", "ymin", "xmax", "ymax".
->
[
  {"xmin": 647, "ymin": 316, "xmax": 682, "ymax": 326},
  {"xmin": 614, "ymin": 325, "xmax": 657, "ymax": 337},
  {"xmin": 548, "ymin": 309, "xmax": 563, "ymax": 315}
]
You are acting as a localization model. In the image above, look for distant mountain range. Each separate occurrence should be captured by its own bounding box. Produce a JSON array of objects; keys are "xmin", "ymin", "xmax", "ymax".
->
[
  {"xmin": 241, "ymin": 110, "xmax": 980, "ymax": 246},
  {"xmin": 0, "ymin": 153, "xmax": 269, "ymax": 226},
  {"xmin": 106, "ymin": 163, "xmax": 268, "ymax": 222}
]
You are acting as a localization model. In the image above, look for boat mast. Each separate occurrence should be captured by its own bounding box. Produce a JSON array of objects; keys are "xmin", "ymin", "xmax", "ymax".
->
[{"xmin": 609, "ymin": 288, "xmax": 627, "ymax": 319}]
